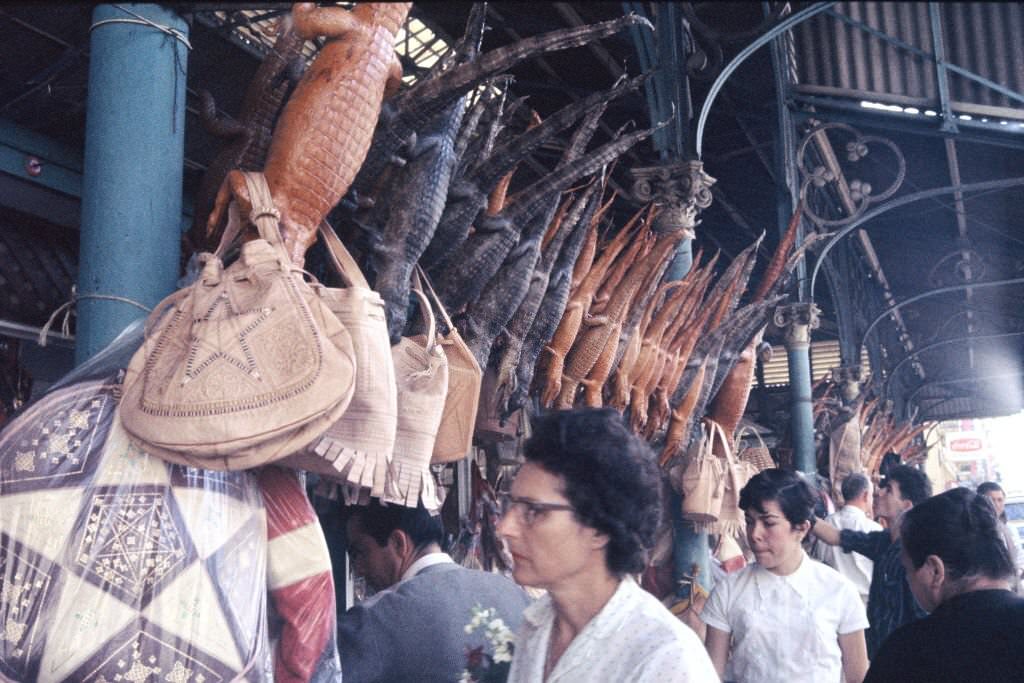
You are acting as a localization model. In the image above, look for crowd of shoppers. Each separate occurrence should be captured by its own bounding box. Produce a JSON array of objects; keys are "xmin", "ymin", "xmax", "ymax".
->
[{"xmin": 331, "ymin": 408, "xmax": 1024, "ymax": 682}]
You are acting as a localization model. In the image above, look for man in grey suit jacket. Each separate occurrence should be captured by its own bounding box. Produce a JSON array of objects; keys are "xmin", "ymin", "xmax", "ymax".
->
[{"xmin": 338, "ymin": 499, "xmax": 530, "ymax": 683}]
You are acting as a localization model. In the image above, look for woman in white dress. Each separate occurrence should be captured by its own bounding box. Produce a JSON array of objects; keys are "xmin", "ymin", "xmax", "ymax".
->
[{"xmin": 701, "ymin": 468, "xmax": 869, "ymax": 683}]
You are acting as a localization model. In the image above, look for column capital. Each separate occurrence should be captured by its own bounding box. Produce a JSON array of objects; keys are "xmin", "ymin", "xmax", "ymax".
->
[
  {"xmin": 629, "ymin": 159, "xmax": 716, "ymax": 236},
  {"xmin": 773, "ymin": 302, "xmax": 821, "ymax": 348},
  {"xmin": 830, "ymin": 365, "xmax": 868, "ymax": 405}
]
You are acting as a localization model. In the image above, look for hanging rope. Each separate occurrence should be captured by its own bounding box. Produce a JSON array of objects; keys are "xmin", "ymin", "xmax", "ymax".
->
[
  {"xmin": 89, "ymin": 5, "xmax": 192, "ymax": 51},
  {"xmin": 38, "ymin": 285, "xmax": 151, "ymax": 347},
  {"xmin": 89, "ymin": 5, "xmax": 191, "ymax": 132}
]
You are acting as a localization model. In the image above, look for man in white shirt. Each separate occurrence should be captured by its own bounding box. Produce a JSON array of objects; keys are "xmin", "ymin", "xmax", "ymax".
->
[
  {"xmin": 338, "ymin": 500, "xmax": 529, "ymax": 682},
  {"xmin": 813, "ymin": 473, "xmax": 882, "ymax": 605}
]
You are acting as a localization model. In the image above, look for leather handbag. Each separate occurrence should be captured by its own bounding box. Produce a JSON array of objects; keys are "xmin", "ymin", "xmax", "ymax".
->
[
  {"xmin": 712, "ymin": 421, "xmax": 757, "ymax": 538},
  {"xmin": 413, "ymin": 266, "xmax": 481, "ymax": 464},
  {"xmin": 384, "ymin": 283, "xmax": 449, "ymax": 511},
  {"xmin": 282, "ymin": 222, "xmax": 398, "ymax": 501},
  {"xmin": 120, "ymin": 171, "xmax": 356, "ymax": 469},
  {"xmin": 676, "ymin": 418, "xmax": 726, "ymax": 528}
]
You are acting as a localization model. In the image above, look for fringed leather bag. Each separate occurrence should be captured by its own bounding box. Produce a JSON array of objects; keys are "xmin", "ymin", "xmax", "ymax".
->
[
  {"xmin": 712, "ymin": 422, "xmax": 758, "ymax": 538},
  {"xmin": 384, "ymin": 284, "xmax": 448, "ymax": 511},
  {"xmin": 120, "ymin": 172, "xmax": 356, "ymax": 468},
  {"xmin": 413, "ymin": 266, "xmax": 481, "ymax": 464},
  {"xmin": 677, "ymin": 418, "xmax": 726, "ymax": 529},
  {"xmin": 282, "ymin": 223, "xmax": 398, "ymax": 501}
]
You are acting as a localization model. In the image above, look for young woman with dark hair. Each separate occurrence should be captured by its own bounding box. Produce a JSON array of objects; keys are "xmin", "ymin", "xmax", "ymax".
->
[
  {"xmin": 864, "ymin": 487, "xmax": 1024, "ymax": 682},
  {"xmin": 701, "ymin": 468, "xmax": 868, "ymax": 683}
]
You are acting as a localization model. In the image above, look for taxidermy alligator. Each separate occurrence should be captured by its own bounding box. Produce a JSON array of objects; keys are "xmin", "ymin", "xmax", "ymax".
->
[
  {"xmin": 460, "ymin": 187, "xmax": 574, "ymax": 369},
  {"xmin": 621, "ymin": 266, "xmax": 704, "ymax": 427},
  {"xmin": 554, "ymin": 228, "xmax": 685, "ymax": 409},
  {"xmin": 649, "ymin": 242, "xmax": 763, "ymax": 443},
  {"xmin": 186, "ymin": 15, "xmax": 306, "ymax": 254},
  {"xmin": 491, "ymin": 177, "xmax": 604, "ymax": 412},
  {"xmin": 641, "ymin": 258, "xmax": 719, "ymax": 435},
  {"xmin": 539, "ymin": 204, "xmax": 648, "ymax": 407},
  {"xmin": 349, "ymin": 13, "xmax": 653, "ymax": 199},
  {"xmin": 421, "ymin": 76, "xmax": 644, "ymax": 273},
  {"xmin": 373, "ymin": 98, "xmax": 468, "ymax": 343},
  {"xmin": 208, "ymin": 2, "xmax": 411, "ymax": 265},
  {"xmin": 435, "ymin": 123, "xmax": 660, "ymax": 314},
  {"xmin": 503, "ymin": 189, "xmax": 614, "ymax": 416},
  {"xmin": 706, "ymin": 202, "xmax": 804, "ymax": 440},
  {"xmin": 659, "ymin": 296, "xmax": 783, "ymax": 463},
  {"xmin": 458, "ymin": 99, "xmax": 614, "ymax": 369}
]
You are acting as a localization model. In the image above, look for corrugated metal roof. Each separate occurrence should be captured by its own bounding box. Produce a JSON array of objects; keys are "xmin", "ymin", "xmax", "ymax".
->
[
  {"xmin": 761, "ymin": 339, "xmax": 870, "ymax": 387},
  {"xmin": 794, "ymin": 2, "xmax": 1024, "ymax": 121}
]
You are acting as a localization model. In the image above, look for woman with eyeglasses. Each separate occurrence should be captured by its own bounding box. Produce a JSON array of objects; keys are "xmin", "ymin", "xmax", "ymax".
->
[
  {"xmin": 497, "ymin": 408, "xmax": 719, "ymax": 682},
  {"xmin": 701, "ymin": 469, "xmax": 869, "ymax": 683}
]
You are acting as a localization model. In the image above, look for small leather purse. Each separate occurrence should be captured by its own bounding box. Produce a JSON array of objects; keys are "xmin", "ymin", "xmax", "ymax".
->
[
  {"xmin": 282, "ymin": 222, "xmax": 398, "ymax": 501},
  {"xmin": 677, "ymin": 418, "xmax": 727, "ymax": 529},
  {"xmin": 384, "ymin": 283, "xmax": 448, "ymax": 511},
  {"xmin": 413, "ymin": 266, "xmax": 482, "ymax": 464}
]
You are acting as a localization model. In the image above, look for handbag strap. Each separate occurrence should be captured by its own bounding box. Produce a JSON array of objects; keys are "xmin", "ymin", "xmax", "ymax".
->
[
  {"xmin": 212, "ymin": 201, "xmax": 243, "ymax": 260},
  {"xmin": 317, "ymin": 221, "xmax": 370, "ymax": 289},
  {"xmin": 705, "ymin": 418, "xmax": 734, "ymax": 461},
  {"xmin": 413, "ymin": 265, "xmax": 457, "ymax": 334},
  {"xmin": 409, "ymin": 280, "xmax": 438, "ymax": 355},
  {"xmin": 735, "ymin": 425, "xmax": 769, "ymax": 456},
  {"xmin": 210, "ymin": 171, "xmax": 286, "ymax": 261}
]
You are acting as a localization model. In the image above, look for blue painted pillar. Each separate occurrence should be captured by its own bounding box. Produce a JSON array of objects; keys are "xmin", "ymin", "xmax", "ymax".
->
[
  {"xmin": 658, "ymin": 221, "xmax": 708, "ymax": 598},
  {"xmin": 775, "ymin": 303, "xmax": 821, "ymax": 473},
  {"xmin": 76, "ymin": 4, "xmax": 189, "ymax": 365},
  {"xmin": 669, "ymin": 489, "xmax": 711, "ymax": 596},
  {"xmin": 788, "ymin": 343, "xmax": 815, "ymax": 473},
  {"xmin": 663, "ymin": 236, "xmax": 693, "ymax": 282}
]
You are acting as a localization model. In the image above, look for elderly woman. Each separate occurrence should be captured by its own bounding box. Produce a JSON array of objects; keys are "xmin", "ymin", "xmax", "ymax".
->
[
  {"xmin": 863, "ymin": 487, "xmax": 1024, "ymax": 682},
  {"xmin": 701, "ymin": 469, "xmax": 868, "ymax": 683},
  {"xmin": 497, "ymin": 408, "xmax": 719, "ymax": 682}
]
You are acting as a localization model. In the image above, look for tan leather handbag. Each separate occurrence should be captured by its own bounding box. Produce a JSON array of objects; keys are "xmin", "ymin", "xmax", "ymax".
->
[
  {"xmin": 384, "ymin": 284, "xmax": 449, "ymax": 511},
  {"xmin": 713, "ymin": 423, "xmax": 758, "ymax": 538},
  {"xmin": 120, "ymin": 172, "xmax": 356, "ymax": 469},
  {"xmin": 413, "ymin": 266, "xmax": 481, "ymax": 464},
  {"xmin": 282, "ymin": 222, "xmax": 398, "ymax": 501},
  {"xmin": 676, "ymin": 418, "xmax": 727, "ymax": 528}
]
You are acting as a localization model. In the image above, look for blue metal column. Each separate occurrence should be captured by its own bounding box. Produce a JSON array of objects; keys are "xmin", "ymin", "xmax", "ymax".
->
[
  {"xmin": 788, "ymin": 338, "xmax": 816, "ymax": 473},
  {"xmin": 775, "ymin": 303, "xmax": 821, "ymax": 473},
  {"xmin": 76, "ymin": 4, "xmax": 189, "ymax": 365}
]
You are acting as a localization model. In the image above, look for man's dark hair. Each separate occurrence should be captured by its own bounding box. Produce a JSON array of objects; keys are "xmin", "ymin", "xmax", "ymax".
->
[
  {"xmin": 739, "ymin": 468, "xmax": 816, "ymax": 527},
  {"xmin": 841, "ymin": 473, "xmax": 871, "ymax": 504},
  {"xmin": 901, "ymin": 487, "xmax": 1014, "ymax": 582},
  {"xmin": 977, "ymin": 481, "xmax": 1004, "ymax": 497},
  {"xmin": 523, "ymin": 408, "xmax": 661, "ymax": 576},
  {"xmin": 345, "ymin": 499, "xmax": 444, "ymax": 550},
  {"xmin": 881, "ymin": 464, "xmax": 932, "ymax": 506}
]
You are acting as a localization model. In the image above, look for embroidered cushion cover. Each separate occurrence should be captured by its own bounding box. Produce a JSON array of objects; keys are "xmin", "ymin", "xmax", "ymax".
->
[{"xmin": 0, "ymin": 378, "xmax": 340, "ymax": 682}]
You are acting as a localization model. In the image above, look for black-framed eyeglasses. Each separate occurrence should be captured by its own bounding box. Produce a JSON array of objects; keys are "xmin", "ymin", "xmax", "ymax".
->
[{"xmin": 498, "ymin": 493, "xmax": 575, "ymax": 527}]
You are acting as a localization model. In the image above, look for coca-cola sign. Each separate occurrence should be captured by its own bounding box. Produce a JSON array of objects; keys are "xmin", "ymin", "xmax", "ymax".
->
[{"xmin": 949, "ymin": 437, "xmax": 983, "ymax": 452}]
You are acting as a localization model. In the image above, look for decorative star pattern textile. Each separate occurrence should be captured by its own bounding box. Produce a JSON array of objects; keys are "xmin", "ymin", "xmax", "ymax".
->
[{"xmin": 0, "ymin": 380, "xmax": 273, "ymax": 682}]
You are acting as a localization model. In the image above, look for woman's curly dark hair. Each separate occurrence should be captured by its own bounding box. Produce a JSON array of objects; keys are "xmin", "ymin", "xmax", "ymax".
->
[{"xmin": 522, "ymin": 408, "xmax": 662, "ymax": 576}]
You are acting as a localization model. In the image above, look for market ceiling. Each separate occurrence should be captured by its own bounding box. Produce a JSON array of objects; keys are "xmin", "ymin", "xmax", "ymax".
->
[{"xmin": 0, "ymin": 2, "xmax": 1021, "ymax": 421}]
